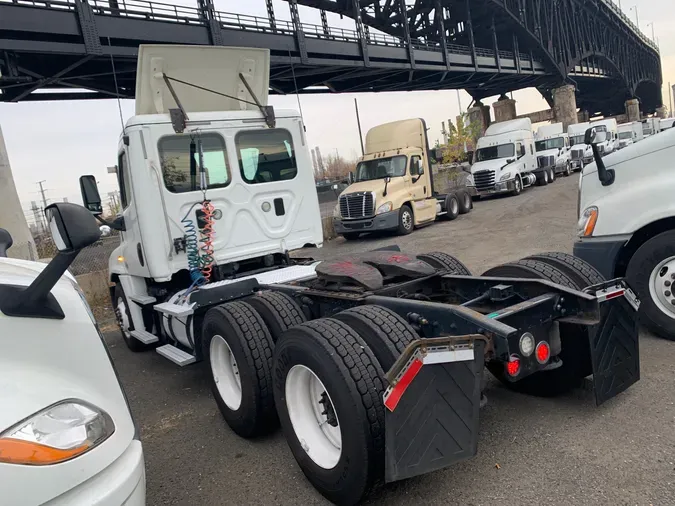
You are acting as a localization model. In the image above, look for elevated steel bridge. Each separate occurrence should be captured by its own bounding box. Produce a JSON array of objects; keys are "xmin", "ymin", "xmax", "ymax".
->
[{"xmin": 0, "ymin": 0, "xmax": 663, "ymax": 115}]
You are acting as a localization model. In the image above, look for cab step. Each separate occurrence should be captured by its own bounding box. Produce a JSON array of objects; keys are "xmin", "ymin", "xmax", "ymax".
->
[
  {"xmin": 154, "ymin": 301, "xmax": 194, "ymax": 317},
  {"xmin": 129, "ymin": 294, "xmax": 157, "ymax": 305},
  {"xmin": 156, "ymin": 344, "xmax": 196, "ymax": 366},
  {"xmin": 130, "ymin": 329, "xmax": 159, "ymax": 344}
]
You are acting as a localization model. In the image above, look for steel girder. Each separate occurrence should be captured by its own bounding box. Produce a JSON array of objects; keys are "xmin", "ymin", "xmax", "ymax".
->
[{"xmin": 289, "ymin": 0, "xmax": 663, "ymax": 112}]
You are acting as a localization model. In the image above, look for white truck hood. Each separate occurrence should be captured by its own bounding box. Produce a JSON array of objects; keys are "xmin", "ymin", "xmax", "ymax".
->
[{"xmin": 0, "ymin": 258, "xmax": 137, "ymax": 505}]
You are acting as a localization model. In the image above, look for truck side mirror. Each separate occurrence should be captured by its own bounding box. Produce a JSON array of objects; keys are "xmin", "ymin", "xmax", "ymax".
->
[
  {"xmin": 79, "ymin": 175, "xmax": 103, "ymax": 216},
  {"xmin": 584, "ymin": 128, "xmax": 615, "ymax": 187},
  {"xmin": 520, "ymin": 145, "xmax": 526, "ymax": 157},
  {"xmin": 584, "ymin": 127, "xmax": 608, "ymax": 146},
  {"xmin": 46, "ymin": 202, "xmax": 102, "ymax": 253},
  {"xmin": 348, "ymin": 171, "xmax": 355, "ymax": 185}
]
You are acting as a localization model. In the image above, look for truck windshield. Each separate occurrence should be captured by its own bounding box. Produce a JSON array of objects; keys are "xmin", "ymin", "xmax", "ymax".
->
[
  {"xmin": 535, "ymin": 137, "xmax": 565, "ymax": 152},
  {"xmin": 619, "ymin": 132, "xmax": 633, "ymax": 140},
  {"xmin": 355, "ymin": 155, "xmax": 407, "ymax": 182},
  {"xmin": 570, "ymin": 135, "xmax": 586, "ymax": 146},
  {"xmin": 475, "ymin": 144, "xmax": 514, "ymax": 161}
]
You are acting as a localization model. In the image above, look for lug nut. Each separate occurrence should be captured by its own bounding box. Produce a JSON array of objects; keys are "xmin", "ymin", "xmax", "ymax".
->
[
  {"xmin": 666, "ymin": 281, "xmax": 672, "ymax": 287},
  {"xmin": 672, "ymin": 300, "xmax": 675, "ymax": 306},
  {"xmin": 666, "ymin": 291, "xmax": 672, "ymax": 297}
]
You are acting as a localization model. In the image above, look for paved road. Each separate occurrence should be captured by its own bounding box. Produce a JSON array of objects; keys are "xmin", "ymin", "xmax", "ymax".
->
[{"xmin": 106, "ymin": 174, "xmax": 675, "ymax": 505}]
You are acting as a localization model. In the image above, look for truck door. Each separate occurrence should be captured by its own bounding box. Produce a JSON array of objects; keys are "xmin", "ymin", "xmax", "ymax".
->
[
  {"xmin": 408, "ymin": 155, "xmax": 436, "ymax": 223},
  {"xmin": 117, "ymin": 149, "xmax": 150, "ymax": 278}
]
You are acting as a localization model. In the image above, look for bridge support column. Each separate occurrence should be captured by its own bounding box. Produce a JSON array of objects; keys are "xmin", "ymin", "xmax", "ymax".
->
[
  {"xmin": 656, "ymin": 106, "xmax": 668, "ymax": 119},
  {"xmin": 577, "ymin": 111, "xmax": 590, "ymax": 123},
  {"xmin": 493, "ymin": 95, "xmax": 517, "ymax": 123},
  {"xmin": 625, "ymin": 98, "xmax": 641, "ymax": 122},
  {"xmin": 552, "ymin": 84, "xmax": 578, "ymax": 130},
  {"xmin": 467, "ymin": 102, "xmax": 491, "ymax": 136}
]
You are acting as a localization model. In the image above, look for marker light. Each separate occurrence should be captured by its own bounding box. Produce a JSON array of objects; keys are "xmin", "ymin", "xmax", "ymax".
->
[
  {"xmin": 519, "ymin": 332, "xmax": 535, "ymax": 356},
  {"xmin": 536, "ymin": 342, "xmax": 551, "ymax": 364},
  {"xmin": 506, "ymin": 356, "xmax": 521, "ymax": 377}
]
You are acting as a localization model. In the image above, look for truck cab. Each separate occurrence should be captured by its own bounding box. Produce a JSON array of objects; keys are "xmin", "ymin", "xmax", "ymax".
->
[
  {"xmin": 574, "ymin": 126, "xmax": 675, "ymax": 340},
  {"xmin": 534, "ymin": 123, "xmax": 572, "ymax": 176},
  {"xmin": 588, "ymin": 118, "xmax": 618, "ymax": 157},
  {"xmin": 617, "ymin": 122, "xmax": 643, "ymax": 150},
  {"xmin": 333, "ymin": 118, "xmax": 473, "ymax": 239},
  {"xmin": 469, "ymin": 118, "xmax": 540, "ymax": 196},
  {"xmin": 568, "ymin": 121, "xmax": 594, "ymax": 171},
  {"xmin": 642, "ymin": 117, "xmax": 661, "ymax": 138}
]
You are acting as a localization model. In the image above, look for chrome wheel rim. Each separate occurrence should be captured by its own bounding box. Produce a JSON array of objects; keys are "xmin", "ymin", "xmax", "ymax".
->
[
  {"xmin": 451, "ymin": 198, "xmax": 459, "ymax": 214},
  {"xmin": 649, "ymin": 256, "xmax": 675, "ymax": 319},
  {"xmin": 402, "ymin": 210, "xmax": 413, "ymax": 230},
  {"xmin": 285, "ymin": 365, "xmax": 342, "ymax": 470},
  {"xmin": 116, "ymin": 297, "xmax": 131, "ymax": 338},
  {"xmin": 210, "ymin": 335, "xmax": 242, "ymax": 410},
  {"xmin": 464, "ymin": 193, "xmax": 471, "ymax": 209}
]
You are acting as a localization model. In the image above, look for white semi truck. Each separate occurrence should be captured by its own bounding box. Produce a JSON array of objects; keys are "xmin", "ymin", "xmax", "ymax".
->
[
  {"xmin": 79, "ymin": 44, "xmax": 643, "ymax": 504},
  {"xmin": 568, "ymin": 122, "xmax": 594, "ymax": 171},
  {"xmin": 0, "ymin": 204, "xmax": 145, "ymax": 505},
  {"xmin": 469, "ymin": 118, "xmax": 553, "ymax": 197},
  {"xmin": 617, "ymin": 122, "xmax": 643, "ymax": 149},
  {"xmin": 575, "ymin": 126, "xmax": 675, "ymax": 340},
  {"xmin": 534, "ymin": 123, "xmax": 572, "ymax": 177},
  {"xmin": 588, "ymin": 118, "xmax": 618, "ymax": 157},
  {"xmin": 642, "ymin": 117, "xmax": 661, "ymax": 138}
]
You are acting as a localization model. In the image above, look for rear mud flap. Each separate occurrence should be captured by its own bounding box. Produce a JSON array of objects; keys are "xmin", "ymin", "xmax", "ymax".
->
[
  {"xmin": 384, "ymin": 340, "xmax": 485, "ymax": 483},
  {"xmin": 589, "ymin": 290, "xmax": 640, "ymax": 406}
]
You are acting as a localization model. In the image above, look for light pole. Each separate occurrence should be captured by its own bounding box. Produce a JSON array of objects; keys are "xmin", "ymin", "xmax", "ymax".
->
[
  {"xmin": 646, "ymin": 21, "xmax": 655, "ymax": 42},
  {"xmin": 630, "ymin": 6, "xmax": 639, "ymax": 29}
]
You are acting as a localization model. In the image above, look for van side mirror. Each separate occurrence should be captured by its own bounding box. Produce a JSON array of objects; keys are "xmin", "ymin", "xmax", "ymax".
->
[
  {"xmin": 584, "ymin": 127, "xmax": 608, "ymax": 146},
  {"xmin": 80, "ymin": 175, "xmax": 103, "ymax": 216}
]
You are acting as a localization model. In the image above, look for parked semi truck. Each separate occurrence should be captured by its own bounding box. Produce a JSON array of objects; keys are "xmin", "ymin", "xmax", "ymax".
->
[
  {"xmin": 617, "ymin": 122, "xmax": 643, "ymax": 149},
  {"xmin": 534, "ymin": 123, "xmax": 572, "ymax": 177},
  {"xmin": 568, "ymin": 122, "xmax": 594, "ymax": 171},
  {"xmin": 83, "ymin": 44, "xmax": 641, "ymax": 505},
  {"xmin": 0, "ymin": 204, "xmax": 145, "ymax": 505},
  {"xmin": 588, "ymin": 118, "xmax": 618, "ymax": 156},
  {"xmin": 469, "ymin": 118, "xmax": 555, "ymax": 196},
  {"xmin": 332, "ymin": 118, "xmax": 473, "ymax": 240},
  {"xmin": 575, "ymin": 125, "xmax": 675, "ymax": 341}
]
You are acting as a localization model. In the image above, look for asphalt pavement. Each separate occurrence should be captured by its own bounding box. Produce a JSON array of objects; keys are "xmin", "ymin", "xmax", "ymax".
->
[{"xmin": 105, "ymin": 174, "xmax": 675, "ymax": 505}]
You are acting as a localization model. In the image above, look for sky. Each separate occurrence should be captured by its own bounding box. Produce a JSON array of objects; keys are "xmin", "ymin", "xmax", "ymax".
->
[{"xmin": 1, "ymin": 0, "xmax": 673, "ymax": 227}]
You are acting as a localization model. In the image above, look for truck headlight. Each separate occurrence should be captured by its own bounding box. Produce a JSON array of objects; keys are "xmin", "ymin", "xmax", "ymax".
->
[
  {"xmin": 577, "ymin": 206, "xmax": 599, "ymax": 237},
  {"xmin": 499, "ymin": 172, "xmax": 512, "ymax": 182},
  {"xmin": 333, "ymin": 204, "xmax": 340, "ymax": 218},
  {"xmin": 376, "ymin": 202, "xmax": 393, "ymax": 215},
  {"xmin": 0, "ymin": 400, "xmax": 115, "ymax": 465}
]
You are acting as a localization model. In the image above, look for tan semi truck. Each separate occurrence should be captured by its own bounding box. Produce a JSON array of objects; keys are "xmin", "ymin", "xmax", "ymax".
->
[{"xmin": 333, "ymin": 118, "xmax": 473, "ymax": 240}]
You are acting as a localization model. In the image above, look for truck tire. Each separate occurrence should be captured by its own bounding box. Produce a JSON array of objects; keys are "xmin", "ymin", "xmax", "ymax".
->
[
  {"xmin": 549, "ymin": 168, "xmax": 556, "ymax": 182},
  {"xmin": 511, "ymin": 175, "xmax": 523, "ymax": 196},
  {"xmin": 564, "ymin": 161, "xmax": 572, "ymax": 177},
  {"xmin": 456, "ymin": 189, "xmax": 473, "ymax": 214},
  {"xmin": 113, "ymin": 285, "xmax": 151, "ymax": 352},
  {"xmin": 247, "ymin": 291, "xmax": 307, "ymax": 343},
  {"xmin": 201, "ymin": 301, "xmax": 277, "ymax": 438},
  {"xmin": 482, "ymin": 260, "xmax": 592, "ymax": 396},
  {"xmin": 273, "ymin": 319, "xmax": 385, "ymax": 505},
  {"xmin": 417, "ymin": 251, "xmax": 472, "ymax": 275},
  {"xmin": 625, "ymin": 230, "xmax": 675, "ymax": 340},
  {"xmin": 397, "ymin": 204, "xmax": 414, "ymax": 235},
  {"xmin": 342, "ymin": 233, "xmax": 360, "ymax": 241},
  {"xmin": 526, "ymin": 252, "xmax": 605, "ymax": 289},
  {"xmin": 537, "ymin": 170, "xmax": 549, "ymax": 186},
  {"xmin": 334, "ymin": 305, "xmax": 418, "ymax": 370},
  {"xmin": 444, "ymin": 193, "xmax": 460, "ymax": 220}
]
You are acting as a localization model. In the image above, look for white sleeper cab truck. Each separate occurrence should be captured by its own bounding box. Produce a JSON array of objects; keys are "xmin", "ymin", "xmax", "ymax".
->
[
  {"xmin": 332, "ymin": 118, "xmax": 474, "ymax": 240},
  {"xmin": 617, "ymin": 122, "xmax": 643, "ymax": 150},
  {"xmin": 575, "ymin": 126, "xmax": 675, "ymax": 340},
  {"xmin": 642, "ymin": 117, "xmax": 661, "ymax": 138},
  {"xmin": 469, "ymin": 117, "xmax": 550, "ymax": 196},
  {"xmin": 0, "ymin": 203, "xmax": 145, "ymax": 505},
  {"xmin": 568, "ymin": 121, "xmax": 594, "ymax": 171},
  {"xmin": 534, "ymin": 122, "xmax": 573, "ymax": 177},
  {"xmin": 588, "ymin": 118, "xmax": 618, "ymax": 157}
]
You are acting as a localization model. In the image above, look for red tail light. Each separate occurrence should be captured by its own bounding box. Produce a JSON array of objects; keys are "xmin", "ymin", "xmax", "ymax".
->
[
  {"xmin": 506, "ymin": 356, "xmax": 521, "ymax": 377},
  {"xmin": 536, "ymin": 341, "xmax": 551, "ymax": 364}
]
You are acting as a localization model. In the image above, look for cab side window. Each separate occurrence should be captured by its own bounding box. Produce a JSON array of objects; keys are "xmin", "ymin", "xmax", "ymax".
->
[
  {"xmin": 118, "ymin": 151, "xmax": 132, "ymax": 210},
  {"xmin": 410, "ymin": 155, "xmax": 423, "ymax": 176}
]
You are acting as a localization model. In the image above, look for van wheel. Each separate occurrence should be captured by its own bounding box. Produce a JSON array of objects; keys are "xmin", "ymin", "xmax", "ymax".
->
[
  {"xmin": 114, "ymin": 285, "xmax": 151, "ymax": 352},
  {"xmin": 444, "ymin": 194, "xmax": 460, "ymax": 220},
  {"xmin": 273, "ymin": 319, "xmax": 385, "ymax": 505},
  {"xmin": 397, "ymin": 204, "xmax": 414, "ymax": 235},
  {"xmin": 511, "ymin": 175, "xmax": 523, "ymax": 196},
  {"xmin": 202, "ymin": 301, "xmax": 278, "ymax": 438},
  {"xmin": 626, "ymin": 230, "xmax": 675, "ymax": 340}
]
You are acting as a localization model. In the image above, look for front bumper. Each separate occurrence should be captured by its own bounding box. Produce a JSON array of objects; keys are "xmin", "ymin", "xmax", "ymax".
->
[
  {"xmin": 471, "ymin": 178, "xmax": 516, "ymax": 196},
  {"xmin": 334, "ymin": 209, "xmax": 399, "ymax": 234},
  {"xmin": 45, "ymin": 440, "xmax": 145, "ymax": 506},
  {"xmin": 573, "ymin": 237, "xmax": 627, "ymax": 280},
  {"xmin": 570, "ymin": 159, "xmax": 584, "ymax": 170}
]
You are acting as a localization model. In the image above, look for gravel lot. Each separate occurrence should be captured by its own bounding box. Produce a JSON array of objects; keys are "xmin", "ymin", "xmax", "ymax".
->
[{"xmin": 105, "ymin": 174, "xmax": 675, "ymax": 505}]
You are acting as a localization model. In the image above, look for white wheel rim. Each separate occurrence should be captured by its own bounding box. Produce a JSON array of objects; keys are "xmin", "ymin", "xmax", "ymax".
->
[
  {"xmin": 402, "ymin": 210, "xmax": 412, "ymax": 230},
  {"xmin": 116, "ymin": 297, "xmax": 131, "ymax": 338},
  {"xmin": 464, "ymin": 194, "xmax": 471, "ymax": 208},
  {"xmin": 451, "ymin": 198, "xmax": 459, "ymax": 214},
  {"xmin": 285, "ymin": 365, "xmax": 342, "ymax": 470},
  {"xmin": 210, "ymin": 335, "xmax": 242, "ymax": 410},
  {"xmin": 649, "ymin": 256, "xmax": 675, "ymax": 319}
]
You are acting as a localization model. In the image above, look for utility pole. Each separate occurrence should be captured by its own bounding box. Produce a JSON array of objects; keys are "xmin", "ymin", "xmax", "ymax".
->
[
  {"xmin": 647, "ymin": 22, "xmax": 655, "ymax": 42},
  {"xmin": 630, "ymin": 6, "xmax": 639, "ymax": 29},
  {"xmin": 354, "ymin": 98, "xmax": 364, "ymax": 156},
  {"xmin": 36, "ymin": 180, "xmax": 48, "ymax": 209}
]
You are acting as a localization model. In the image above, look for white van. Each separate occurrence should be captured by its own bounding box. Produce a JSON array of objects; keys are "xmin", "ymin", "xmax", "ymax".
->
[{"xmin": 534, "ymin": 123, "xmax": 572, "ymax": 176}]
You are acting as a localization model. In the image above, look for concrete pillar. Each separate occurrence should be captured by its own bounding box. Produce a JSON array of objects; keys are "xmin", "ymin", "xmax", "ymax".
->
[
  {"xmin": 656, "ymin": 106, "xmax": 667, "ymax": 119},
  {"xmin": 0, "ymin": 125, "xmax": 37, "ymax": 261},
  {"xmin": 467, "ymin": 101, "xmax": 491, "ymax": 136},
  {"xmin": 577, "ymin": 110, "xmax": 590, "ymax": 123},
  {"xmin": 492, "ymin": 95, "xmax": 517, "ymax": 123},
  {"xmin": 625, "ymin": 98, "xmax": 641, "ymax": 123},
  {"xmin": 552, "ymin": 84, "xmax": 578, "ymax": 130}
]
